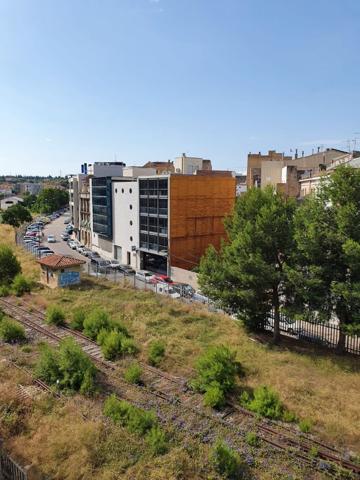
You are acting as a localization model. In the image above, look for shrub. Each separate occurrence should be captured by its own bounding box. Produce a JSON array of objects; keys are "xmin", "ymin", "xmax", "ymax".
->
[
  {"xmin": 96, "ymin": 328, "xmax": 109, "ymax": 346},
  {"xmin": 204, "ymin": 383, "xmax": 226, "ymax": 409},
  {"xmin": 124, "ymin": 362, "xmax": 142, "ymax": 384},
  {"xmin": 211, "ymin": 440, "xmax": 244, "ymax": 479},
  {"xmin": 299, "ymin": 418, "xmax": 312, "ymax": 433},
  {"xmin": 12, "ymin": 274, "xmax": 32, "ymax": 296},
  {"xmin": 148, "ymin": 340, "xmax": 165, "ymax": 366},
  {"xmin": 0, "ymin": 318, "xmax": 26, "ymax": 343},
  {"xmin": 109, "ymin": 319, "xmax": 130, "ymax": 338},
  {"xmin": 192, "ymin": 345, "xmax": 240, "ymax": 408},
  {"xmin": 245, "ymin": 431, "xmax": 260, "ymax": 447},
  {"xmin": 46, "ymin": 305, "xmax": 65, "ymax": 326},
  {"xmin": 0, "ymin": 285, "xmax": 10, "ymax": 297},
  {"xmin": 283, "ymin": 410, "xmax": 297, "ymax": 423},
  {"xmin": 146, "ymin": 426, "xmax": 168, "ymax": 455},
  {"xmin": 101, "ymin": 330, "xmax": 124, "ymax": 360},
  {"xmin": 83, "ymin": 309, "xmax": 110, "ymax": 339},
  {"xmin": 103, "ymin": 395, "xmax": 157, "ymax": 435},
  {"xmin": 0, "ymin": 309, "xmax": 4, "ymax": 321},
  {"xmin": 36, "ymin": 338, "xmax": 97, "ymax": 394},
  {"xmin": 121, "ymin": 337, "xmax": 138, "ymax": 355},
  {"xmin": 309, "ymin": 446, "xmax": 318, "ymax": 458},
  {"xmin": 0, "ymin": 245, "xmax": 21, "ymax": 285},
  {"xmin": 70, "ymin": 308, "xmax": 86, "ymax": 331},
  {"xmin": 240, "ymin": 386, "xmax": 283, "ymax": 420}
]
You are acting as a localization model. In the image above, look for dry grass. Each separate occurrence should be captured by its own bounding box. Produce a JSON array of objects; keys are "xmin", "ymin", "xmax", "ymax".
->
[
  {"xmin": 32, "ymin": 278, "xmax": 360, "ymax": 453},
  {"xmin": 0, "ymin": 224, "xmax": 39, "ymax": 281}
]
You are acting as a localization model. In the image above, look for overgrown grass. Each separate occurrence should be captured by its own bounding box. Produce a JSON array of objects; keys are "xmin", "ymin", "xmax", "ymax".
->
[{"xmin": 20, "ymin": 270, "xmax": 360, "ymax": 452}]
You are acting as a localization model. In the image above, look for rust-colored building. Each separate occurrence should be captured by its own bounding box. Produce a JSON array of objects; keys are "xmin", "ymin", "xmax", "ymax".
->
[{"xmin": 139, "ymin": 173, "xmax": 236, "ymax": 274}]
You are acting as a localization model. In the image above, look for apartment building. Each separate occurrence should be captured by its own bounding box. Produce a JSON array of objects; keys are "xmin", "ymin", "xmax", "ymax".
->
[
  {"xmin": 247, "ymin": 148, "xmax": 349, "ymax": 198},
  {"xmin": 69, "ymin": 162, "xmax": 124, "ymax": 243}
]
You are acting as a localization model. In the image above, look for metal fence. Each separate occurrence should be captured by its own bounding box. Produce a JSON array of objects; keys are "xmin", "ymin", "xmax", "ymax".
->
[
  {"xmin": 265, "ymin": 311, "xmax": 360, "ymax": 355},
  {"xmin": 0, "ymin": 450, "xmax": 27, "ymax": 480}
]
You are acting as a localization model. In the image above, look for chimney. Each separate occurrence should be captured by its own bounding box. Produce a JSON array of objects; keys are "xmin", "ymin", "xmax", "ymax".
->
[
  {"xmin": 302, "ymin": 151, "xmax": 304, "ymax": 157},
  {"xmin": 317, "ymin": 147, "xmax": 320, "ymax": 153},
  {"xmin": 295, "ymin": 148, "xmax": 298, "ymax": 159},
  {"xmin": 182, "ymin": 153, "xmax": 186, "ymax": 157}
]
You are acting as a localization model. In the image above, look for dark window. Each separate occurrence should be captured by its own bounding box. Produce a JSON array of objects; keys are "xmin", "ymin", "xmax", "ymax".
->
[
  {"xmin": 115, "ymin": 188, "xmax": 118, "ymax": 194},
  {"xmin": 130, "ymin": 220, "xmax": 133, "ymax": 226},
  {"xmin": 122, "ymin": 188, "xmax": 124, "ymax": 193},
  {"xmin": 130, "ymin": 205, "xmax": 132, "ymax": 210},
  {"xmin": 129, "ymin": 188, "xmax": 132, "ymax": 194},
  {"xmin": 130, "ymin": 236, "xmax": 133, "ymax": 242}
]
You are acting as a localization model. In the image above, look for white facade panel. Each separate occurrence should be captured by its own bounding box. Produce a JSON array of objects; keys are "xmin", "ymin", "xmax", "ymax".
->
[{"xmin": 112, "ymin": 180, "xmax": 139, "ymax": 269}]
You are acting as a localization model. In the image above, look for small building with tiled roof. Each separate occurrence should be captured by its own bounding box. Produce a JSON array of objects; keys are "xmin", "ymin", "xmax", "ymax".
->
[{"xmin": 37, "ymin": 254, "xmax": 85, "ymax": 289}]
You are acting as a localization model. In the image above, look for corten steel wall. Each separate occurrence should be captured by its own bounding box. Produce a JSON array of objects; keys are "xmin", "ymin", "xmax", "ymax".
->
[{"xmin": 169, "ymin": 175, "xmax": 236, "ymax": 271}]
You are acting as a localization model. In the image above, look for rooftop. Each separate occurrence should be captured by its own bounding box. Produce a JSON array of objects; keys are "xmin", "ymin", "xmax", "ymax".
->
[{"xmin": 37, "ymin": 254, "xmax": 85, "ymax": 269}]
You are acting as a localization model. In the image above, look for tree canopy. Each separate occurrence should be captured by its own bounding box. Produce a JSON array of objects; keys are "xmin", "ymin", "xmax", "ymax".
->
[
  {"xmin": 0, "ymin": 245, "xmax": 21, "ymax": 285},
  {"xmin": 1, "ymin": 204, "xmax": 32, "ymax": 227},
  {"xmin": 199, "ymin": 187, "xmax": 295, "ymax": 342},
  {"xmin": 289, "ymin": 166, "xmax": 360, "ymax": 351},
  {"xmin": 33, "ymin": 188, "xmax": 68, "ymax": 214}
]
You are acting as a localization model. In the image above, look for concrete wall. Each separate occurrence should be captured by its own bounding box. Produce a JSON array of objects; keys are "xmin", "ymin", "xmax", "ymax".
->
[
  {"xmin": 123, "ymin": 166, "xmax": 156, "ymax": 177},
  {"xmin": 112, "ymin": 180, "xmax": 139, "ymax": 269},
  {"xmin": 170, "ymin": 266, "xmax": 199, "ymax": 290},
  {"xmin": 261, "ymin": 160, "xmax": 284, "ymax": 187}
]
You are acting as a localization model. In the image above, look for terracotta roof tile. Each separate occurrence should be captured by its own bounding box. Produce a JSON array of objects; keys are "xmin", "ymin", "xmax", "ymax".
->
[{"xmin": 37, "ymin": 254, "xmax": 85, "ymax": 269}]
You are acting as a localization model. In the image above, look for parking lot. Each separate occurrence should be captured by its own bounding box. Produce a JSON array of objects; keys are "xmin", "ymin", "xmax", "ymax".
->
[{"xmin": 22, "ymin": 214, "xmax": 208, "ymax": 304}]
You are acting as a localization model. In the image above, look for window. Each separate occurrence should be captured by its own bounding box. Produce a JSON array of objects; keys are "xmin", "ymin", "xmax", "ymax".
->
[
  {"xmin": 130, "ymin": 220, "xmax": 133, "ymax": 226},
  {"xmin": 122, "ymin": 188, "xmax": 124, "ymax": 193},
  {"xmin": 115, "ymin": 188, "xmax": 118, "ymax": 194},
  {"xmin": 129, "ymin": 188, "xmax": 132, "ymax": 194},
  {"xmin": 130, "ymin": 236, "xmax": 133, "ymax": 242},
  {"xmin": 129, "ymin": 205, "xmax": 132, "ymax": 210}
]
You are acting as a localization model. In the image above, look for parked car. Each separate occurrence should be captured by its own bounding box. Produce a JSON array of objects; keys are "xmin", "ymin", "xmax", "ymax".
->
[
  {"xmin": 135, "ymin": 270, "xmax": 154, "ymax": 283},
  {"xmin": 82, "ymin": 249, "xmax": 93, "ymax": 257},
  {"xmin": 172, "ymin": 283, "xmax": 195, "ymax": 298},
  {"xmin": 77, "ymin": 246, "xmax": 87, "ymax": 255},
  {"xmin": 68, "ymin": 240, "xmax": 78, "ymax": 250},
  {"xmin": 193, "ymin": 290, "xmax": 210, "ymax": 304},
  {"xmin": 95, "ymin": 260, "xmax": 111, "ymax": 272},
  {"xmin": 108, "ymin": 260, "xmax": 121, "ymax": 270},
  {"xmin": 61, "ymin": 233, "xmax": 69, "ymax": 241},
  {"xmin": 150, "ymin": 274, "xmax": 173, "ymax": 285},
  {"xmin": 39, "ymin": 249, "xmax": 54, "ymax": 258},
  {"xmin": 156, "ymin": 282, "xmax": 181, "ymax": 298},
  {"xmin": 89, "ymin": 252, "xmax": 101, "ymax": 261},
  {"xmin": 47, "ymin": 234, "xmax": 56, "ymax": 243},
  {"xmin": 119, "ymin": 265, "xmax": 136, "ymax": 275},
  {"xmin": 64, "ymin": 218, "xmax": 71, "ymax": 224}
]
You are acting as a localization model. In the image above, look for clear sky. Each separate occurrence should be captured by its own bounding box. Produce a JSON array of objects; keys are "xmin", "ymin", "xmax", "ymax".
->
[{"xmin": 0, "ymin": 0, "xmax": 359, "ymax": 176}]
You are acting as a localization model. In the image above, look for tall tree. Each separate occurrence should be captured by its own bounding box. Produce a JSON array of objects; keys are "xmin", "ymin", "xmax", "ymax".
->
[
  {"xmin": 2, "ymin": 204, "xmax": 32, "ymax": 227},
  {"xmin": 290, "ymin": 165, "xmax": 360, "ymax": 352},
  {"xmin": 199, "ymin": 187, "xmax": 295, "ymax": 342},
  {"xmin": 33, "ymin": 188, "xmax": 68, "ymax": 214}
]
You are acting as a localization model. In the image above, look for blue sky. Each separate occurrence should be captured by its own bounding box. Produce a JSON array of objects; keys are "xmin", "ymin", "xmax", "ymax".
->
[{"xmin": 0, "ymin": 0, "xmax": 359, "ymax": 176}]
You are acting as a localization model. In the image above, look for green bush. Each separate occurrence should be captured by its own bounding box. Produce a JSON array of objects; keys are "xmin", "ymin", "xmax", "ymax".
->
[
  {"xmin": 0, "ymin": 318, "xmax": 26, "ymax": 343},
  {"xmin": 124, "ymin": 362, "xmax": 142, "ymax": 384},
  {"xmin": 309, "ymin": 446, "xmax": 318, "ymax": 458},
  {"xmin": 101, "ymin": 330, "xmax": 124, "ymax": 360},
  {"xmin": 146, "ymin": 426, "xmax": 168, "ymax": 455},
  {"xmin": 96, "ymin": 328, "xmax": 109, "ymax": 346},
  {"xmin": 282, "ymin": 410, "xmax": 297, "ymax": 423},
  {"xmin": 36, "ymin": 338, "xmax": 96, "ymax": 394},
  {"xmin": 12, "ymin": 274, "xmax": 32, "ymax": 296},
  {"xmin": 70, "ymin": 308, "xmax": 85, "ymax": 331},
  {"xmin": 204, "ymin": 383, "xmax": 226, "ymax": 409},
  {"xmin": 45, "ymin": 305, "xmax": 65, "ymax": 326},
  {"xmin": 299, "ymin": 418, "xmax": 312, "ymax": 433},
  {"xmin": 240, "ymin": 386, "xmax": 283, "ymax": 420},
  {"xmin": 245, "ymin": 431, "xmax": 260, "ymax": 447},
  {"xmin": 0, "ymin": 245, "xmax": 21, "ymax": 286},
  {"xmin": 103, "ymin": 395, "xmax": 157, "ymax": 435},
  {"xmin": 0, "ymin": 285, "xmax": 10, "ymax": 297},
  {"xmin": 211, "ymin": 440, "xmax": 244, "ymax": 479},
  {"xmin": 83, "ymin": 309, "xmax": 110, "ymax": 339},
  {"xmin": 121, "ymin": 337, "xmax": 138, "ymax": 355},
  {"xmin": 191, "ymin": 345, "xmax": 240, "ymax": 408},
  {"xmin": 109, "ymin": 319, "xmax": 130, "ymax": 338},
  {"xmin": 148, "ymin": 340, "xmax": 165, "ymax": 366}
]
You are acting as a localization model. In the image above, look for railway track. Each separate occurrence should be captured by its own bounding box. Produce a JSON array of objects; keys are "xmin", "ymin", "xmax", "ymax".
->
[{"xmin": 1, "ymin": 296, "xmax": 359, "ymax": 477}]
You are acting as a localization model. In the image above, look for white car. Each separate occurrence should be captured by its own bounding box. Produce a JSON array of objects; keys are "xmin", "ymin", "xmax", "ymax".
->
[
  {"xmin": 47, "ymin": 235, "xmax": 56, "ymax": 243},
  {"xmin": 135, "ymin": 270, "xmax": 154, "ymax": 283},
  {"xmin": 68, "ymin": 240, "xmax": 78, "ymax": 250},
  {"xmin": 109, "ymin": 260, "xmax": 121, "ymax": 269}
]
